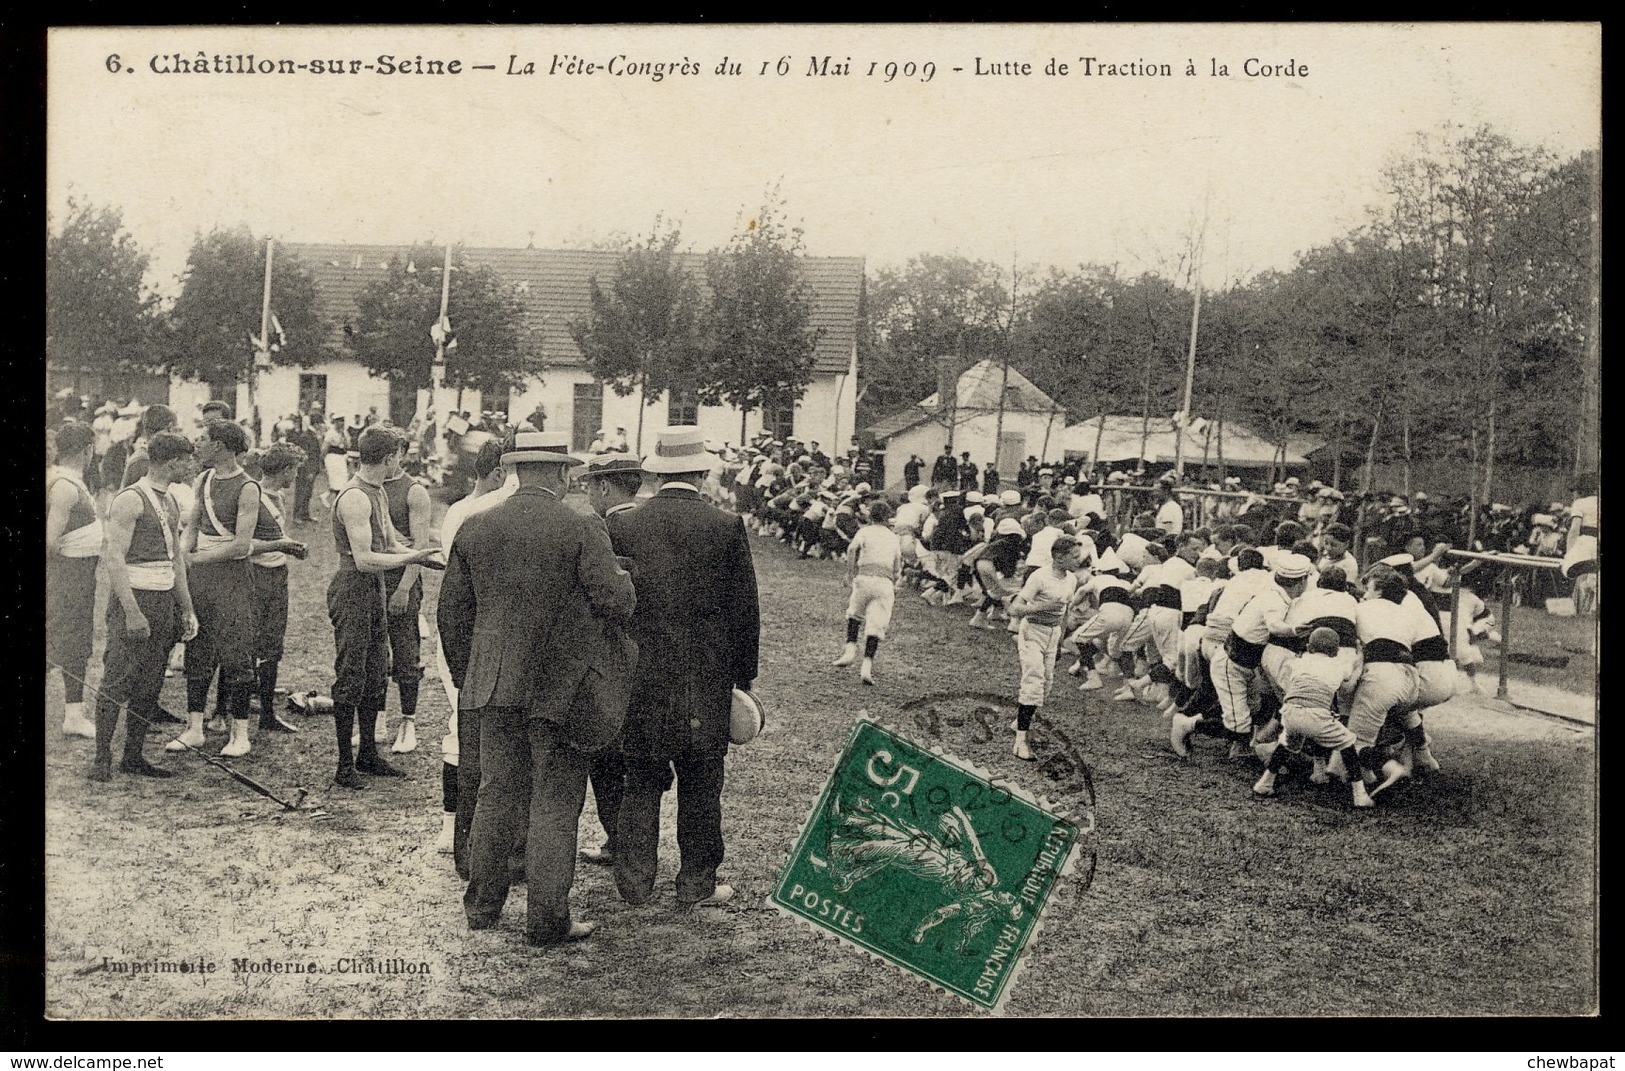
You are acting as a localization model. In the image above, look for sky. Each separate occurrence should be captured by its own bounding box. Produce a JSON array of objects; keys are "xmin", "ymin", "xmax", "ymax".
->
[{"xmin": 47, "ymin": 23, "xmax": 1600, "ymax": 298}]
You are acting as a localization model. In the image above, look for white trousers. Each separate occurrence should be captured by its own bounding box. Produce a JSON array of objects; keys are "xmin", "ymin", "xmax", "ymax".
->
[
  {"xmin": 1413, "ymin": 660, "xmax": 1457, "ymax": 710},
  {"xmin": 846, "ymin": 576, "xmax": 897, "ymax": 640},
  {"xmin": 1067, "ymin": 603, "xmax": 1134, "ymax": 658},
  {"xmin": 1210, "ymin": 644, "xmax": 1257, "ymax": 735},
  {"xmin": 1017, "ymin": 620, "xmax": 1062, "ymax": 707},
  {"xmin": 1349, "ymin": 662, "xmax": 1418, "ymax": 749},
  {"xmin": 1281, "ymin": 698, "xmax": 1358, "ymax": 751}
]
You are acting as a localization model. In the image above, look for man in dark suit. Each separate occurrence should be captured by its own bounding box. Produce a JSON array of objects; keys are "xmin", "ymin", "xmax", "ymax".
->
[
  {"xmin": 607, "ymin": 426, "xmax": 760, "ymax": 907},
  {"xmin": 437, "ymin": 431, "xmax": 637, "ymax": 946}
]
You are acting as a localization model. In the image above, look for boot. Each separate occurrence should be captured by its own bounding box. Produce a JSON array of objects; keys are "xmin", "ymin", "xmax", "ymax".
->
[
  {"xmin": 1079, "ymin": 671, "xmax": 1104, "ymax": 692},
  {"xmin": 120, "ymin": 756, "xmax": 175, "ymax": 778},
  {"xmin": 392, "ymin": 717, "xmax": 418, "ymax": 754},
  {"xmin": 166, "ymin": 711, "xmax": 206, "ymax": 752},
  {"xmin": 62, "ymin": 701, "xmax": 96, "ymax": 738},
  {"xmin": 1112, "ymin": 684, "xmax": 1138, "ymax": 702},
  {"xmin": 1411, "ymin": 737, "xmax": 1441, "ymax": 773},
  {"xmin": 334, "ymin": 763, "xmax": 367, "ymax": 790},
  {"xmin": 831, "ymin": 643, "xmax": 858, "ymax": 668},
  {"xmin": 859, "ymin": 658, "xmax": 875, "ymax": 686},
  {"xmin": 220, "ymin": 719, "xmax": 252, "ymax": 758},
  {"xmin": 374, "ymin": 711, "xmax": 392, "ymax": 744},
  {"xmin": 1169, "ymin": 713, "xmax": 1200, "ymax": 758},
  {"xmin": 967, "ymin": 609, "xmax": 987, "ymax": 629},
  {"xmin": 433, "ymin": 813, "xmax": 456, "ymax": 853},
  {"xmin": 1252, "ymin": 769, "xmax": 1278, "ymax": 796}
]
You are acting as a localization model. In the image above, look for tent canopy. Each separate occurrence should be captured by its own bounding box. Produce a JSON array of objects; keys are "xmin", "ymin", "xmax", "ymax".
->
[{"xmin": 1061, "ymin": 415, "xmax": 1309, "ymax": 469}]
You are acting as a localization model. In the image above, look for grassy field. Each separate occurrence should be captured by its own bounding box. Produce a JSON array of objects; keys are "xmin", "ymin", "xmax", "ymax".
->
[{"xmin": 43, "ymin": 496, "xmax": 1597, "ymax": 1018}]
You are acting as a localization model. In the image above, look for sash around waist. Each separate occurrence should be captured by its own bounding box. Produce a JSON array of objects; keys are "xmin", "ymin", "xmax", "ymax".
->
[{"xmin": 1363, "ymin": 638, "xmax": 1414, "ymax": 665}]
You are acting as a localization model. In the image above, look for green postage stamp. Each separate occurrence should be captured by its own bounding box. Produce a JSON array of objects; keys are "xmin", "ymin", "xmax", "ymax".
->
[{"xmin": 771, "ymin": 716, "xmax": 1085, "ymax": 1013}]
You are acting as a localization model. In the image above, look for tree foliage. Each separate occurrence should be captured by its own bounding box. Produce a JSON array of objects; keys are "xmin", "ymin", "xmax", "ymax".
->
[
  {"xmin": 347, "ymin": 244, "xmax": 537, "ymax": 394},
  {"xmin": 46, "ymin": 199, "xmax": 164, "ymax": 383},
  {"xmin": 569, "ymin": 221, "xmax": 705, "ymax": 405},
  {"xmin": 701, "ymin": 195, "xmax": 825, "ymax": 419},
  {"xmin": 168, "ymin": 226, "xmax": 328, "ymax": 387}
]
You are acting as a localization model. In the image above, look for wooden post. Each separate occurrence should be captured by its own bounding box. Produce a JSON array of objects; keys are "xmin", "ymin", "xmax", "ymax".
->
[
  {"xmin": 1448, "ymin": 569, "xmax": 1462, "ymax": 663},
  {"xmin": 1497, "ymin": 569, "xmax": 1514, "ymax": 701}
]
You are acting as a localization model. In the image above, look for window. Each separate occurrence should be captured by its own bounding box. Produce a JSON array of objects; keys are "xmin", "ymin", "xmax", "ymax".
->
[
  {"xmin": 485, "ymin": 385, "xmax": 512, "ymax": 420},
  {"xmin": 668, "ymin": 389, "xmax": 700, "ymax": 427},
  {"xmin": 765, "ymin": 402, "xmax": 796, "ymax": 443},
  {"xmin": 572, "ymin": 382, "xmax": 603, "ymax": 452},
  {"xmin": 298, "ymin": 374, "xmax": 328, "ymax": 416}
]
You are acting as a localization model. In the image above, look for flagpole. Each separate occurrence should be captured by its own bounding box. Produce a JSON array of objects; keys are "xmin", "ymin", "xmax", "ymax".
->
[
  {"xmin": 434, "ymin": 243, "xmax": 451, "ymax": 392},
  {"xmin": 251, "ymin": 238, "xmax": 274, "ymax": 441}
]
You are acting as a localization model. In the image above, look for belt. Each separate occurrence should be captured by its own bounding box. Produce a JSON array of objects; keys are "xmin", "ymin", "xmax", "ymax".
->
[
  {"xmin": 856, "ymin": 564, "xmax": 895, "ymax": 579},
  {"xmin": 1413, "ymin": 635, "xmax": 1450, "ymax": 662},
  {"xmin": 1098, "ymin": 589, "xmax": 1134, "ymax": 607},
  {"xmin": 1225, "ymin": 634, "xmax": 1266, "ymax": 669},
  {"xmin": 1149, "ymin": 586, "xmax": 1182, "ymax": 609},
  {"xmin": 1580, "ymin": 526, "xmax": 1598, "ymax": 538},
  {"xmin": 1362, "ymin": 638, "xmax": 1414, "ymax": 665}
]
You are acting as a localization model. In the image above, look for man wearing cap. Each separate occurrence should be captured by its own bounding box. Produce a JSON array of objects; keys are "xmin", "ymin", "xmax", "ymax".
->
[
  {"xmin": 902, "ymin": 454, "xmax": 924, "ymax": 491},
  {"xmin": 930, "ymin": 445, "xmax": 958, "ymax": 491},
  {"xmin": 430, "ymin": 437, "xmax": 511, "ymax": 861},
  {"xmin": 957, "ymin": 452, "xmax": 979, "ymax": 493},
  {"xmin": 440, "ymin": 431, "xmax": 636, "ymax": 945},
  {"xmin": 608, "ymin": 427, "xmax": 760, "ymax": 908}
]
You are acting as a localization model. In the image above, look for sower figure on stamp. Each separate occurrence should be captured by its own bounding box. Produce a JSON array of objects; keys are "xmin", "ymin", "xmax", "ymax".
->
[
  {"xmin": 438, "ymin": 431, "xmax": 637, "ymax": 946},
  {"xmin": 608, "ymin": 427, "xmax": 761, "ymax": 908}
]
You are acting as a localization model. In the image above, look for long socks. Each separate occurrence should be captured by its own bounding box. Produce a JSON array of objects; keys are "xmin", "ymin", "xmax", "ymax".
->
[
  {"xmin": 442, "ymin": 762, "xmax": 458, "ymax": 812},
  {"xmin": 398, "ymin": 679, "xmax": 419, "ymax": 719},
  {"xmin": 256, "ymin": 660, "xmax": 280, "ymax": 723},
  {"xmin": 334, "ymin": 703, "xmax": 356, "ymax": 767},
  {"xmin": 846, "ymin": 618, "xmax": 861, "ymax": 643},
  {"xmin": 1016, "ymin": 703, "xmax": 1037, "ymax": 731},
  {"xmin": 864, "ymin": 636, "xmax": 880, "ymax": 659}
]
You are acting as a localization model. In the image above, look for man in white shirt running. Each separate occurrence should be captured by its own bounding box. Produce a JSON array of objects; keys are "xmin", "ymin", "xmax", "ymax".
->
[{"xmin": 832, "ymin": 499, "xmax": 903, "ymax": 685}]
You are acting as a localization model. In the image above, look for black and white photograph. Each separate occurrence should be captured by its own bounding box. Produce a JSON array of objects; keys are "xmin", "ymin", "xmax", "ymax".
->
[{"xmin": 42, "ymin": 22, "xmax": 1598, "ymax": 1020}]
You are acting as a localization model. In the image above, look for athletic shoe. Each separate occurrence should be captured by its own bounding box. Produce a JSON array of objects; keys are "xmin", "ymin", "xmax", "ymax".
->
[
  {"xmin": 831, "ymin": 644, "xmax": 858, "ymax": 668},
  {"xmin": 860, "ymin": 659, "xmax": 875, "ymax": 686},
  {"xmin": 688, "ymin": 884, "xmax": 735, "ymax": 907},
  {"xmin": 1078, "ymin": 672, "xmax": 1104, "ymax": 692},
  {"xmin": 1352, "ymin": 781, "xmax": 1375, "ymax": 808},
  {"xmin": 1169, "ymin": 713, "xmax": 1200, "ymax": 758},
  {"xmin": 1411, "ymin": 742, "xmax": 1441, "ymax": 774},
  {"xmin": 434, "ymin": 816, "xmax": 456, "ymax": 854},
  {"xmin": 166, "ymin": 727, "xmax": 205, "ymax": 752},
  {"xmin": 526, "ymin": 921, "xmax": 599, "ymax": 946},
  {"xmin": 1370, "ymin": 759, "xmax": 1410, "ymax": 797},
  {"xmin": 1012, "ymin": 737, "xmax": 1035, "ymax": 762},
  {"xmin": 392, "ymin": 719, "xmax": 418, "ymax": 753},
  {"xmin": 1252, "ymin": 769, "xmax": 1278, "ymax": 797},
  {"xmin": 1112, "ymin": 685, "xmax": 1138, "ymax": 702},
  {"xmin": 62, "ymin": 703, "xmax": 96, "ymax": 738}
]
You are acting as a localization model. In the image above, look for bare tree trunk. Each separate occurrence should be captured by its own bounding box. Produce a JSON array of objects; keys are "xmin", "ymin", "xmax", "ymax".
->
[
  {"xmin": 1362, "ymin": 395, "xmax": 1383, "ymax": 495},
  {"xmin": 1216, "ymin": 407, "xmax": 1226, "ymax": 481},
  {"xmin": 740, "ymin": 406, "xmax": 748, "ymax": 448},
  {"xmin": 1093, "ymin": 415, "xmax": 1106, "ymax": 475},
  {"xmin": 1332, "ymin": 418, "xmax": 1344, "ymax": 490},
  {"xmin": 635, "ymin": 369, "xmax": 648, "ymax": 456},
  {"xmin": 1401, "ymin": 408, "xmax": 1413, "ymax": 496},
  {"xmin": 1483, "ymin": 398, "xmax": 1497, "ymax": 511},
  {"xmin": 1138, "ymin": 344, "xmax": 1153, "ymax": 471},
  {"xmin": 1467, "ymin": 427, "xmax": 1481, "ymax": 548}
]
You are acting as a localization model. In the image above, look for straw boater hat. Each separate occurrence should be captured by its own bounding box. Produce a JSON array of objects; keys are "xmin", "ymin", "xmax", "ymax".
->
[
  {"xmin": 999, "ymin": 489, "xmax": 1022, "ymax": 507},
  {"xmin": 501, "ymin": 430, "xmax": 578, "ymax": 467},
  {"xmin": 642, "ymin": 426, "xmax": 717, "ymax": 474},
  {"xmin": 581, "ymin": 453, "xmax": 643, "ymax": 478}
]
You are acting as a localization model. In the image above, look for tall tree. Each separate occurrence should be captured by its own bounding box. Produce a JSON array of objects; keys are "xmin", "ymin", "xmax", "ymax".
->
[
  {"xmin": 861, "ymin": 254, "xmax": 1010, "ymax": 441},
  {"xmin": 348, "ymin": 244, "xmax": 538, "ymax": 400},
  {"xmin": 701, "ymin": 194, "xmax": 825, "ymax": 444},
  {"xmin": 168, "ymin": 226, "xmax": 327, "ymax": 392},
  {"xmin": 45, "ymin": 199, "xmax": 164, "ymax": 395},
  {"xmin": 569, "ymin": 220, "xmax": 706, "ymax": 452}
]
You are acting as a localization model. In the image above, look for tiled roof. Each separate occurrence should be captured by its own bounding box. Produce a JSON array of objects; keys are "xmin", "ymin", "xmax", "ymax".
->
[
  {"xmin": 865, "ymin": 359, "xmax": 1061, "ymax": 439},
  {"xmin": 282, "ymin": 243, "xmax": 862, "ymax": 376}
]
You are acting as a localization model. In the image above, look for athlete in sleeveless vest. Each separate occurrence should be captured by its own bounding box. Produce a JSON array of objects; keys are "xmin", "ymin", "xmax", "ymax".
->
[
  {"xmin": 47, "ymin": 423, "xmax": 104, "ymax": 738},
  {"xmin": 245, "ymin": 443, "xmax": 310, "ymax": 737},
  {"xmin": 92, "ymin": 432, "xmax": 198, "ymax": 782},
  {"xmin": 380, "ymin": 437, "xmax": 434, "ymax": 754},
  {"xmin": 176, "ymin": 421, "xmax": 265, "ymax": 757},
  {"xmin": 328, "ymin": 426, "xmax": 441, "ymax": 789}
]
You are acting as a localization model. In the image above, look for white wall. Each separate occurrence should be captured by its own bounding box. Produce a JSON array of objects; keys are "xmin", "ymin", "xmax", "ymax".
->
[{"xmin": 878, "ymin": 408, "xmax": 1068, "ymax": 490}]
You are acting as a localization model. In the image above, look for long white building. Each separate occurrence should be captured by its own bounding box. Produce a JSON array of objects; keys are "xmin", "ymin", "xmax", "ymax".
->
[{"xmin": 209, "ymin": 243, "xmax": 863, "ymax": 455}]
